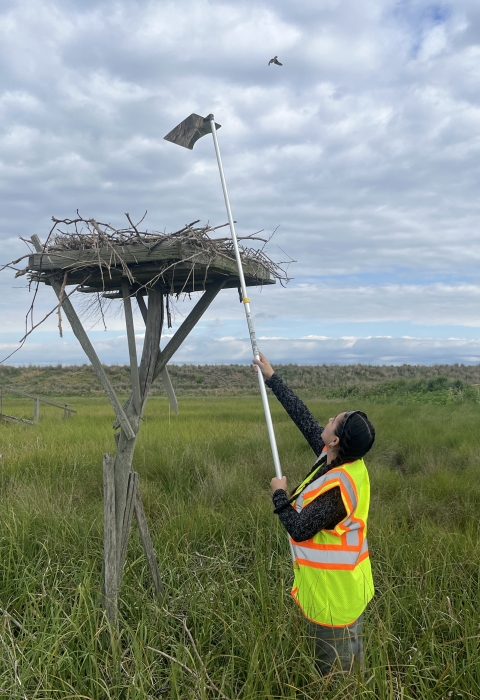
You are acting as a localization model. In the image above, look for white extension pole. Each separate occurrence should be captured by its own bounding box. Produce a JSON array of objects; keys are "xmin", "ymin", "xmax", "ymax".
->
[{"xmin": 207, "ymin": 115, "xmax": 283, "ymax": 479}]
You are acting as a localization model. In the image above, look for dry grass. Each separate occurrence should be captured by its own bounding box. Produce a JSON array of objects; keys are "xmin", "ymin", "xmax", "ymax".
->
[{"xmin": 0, "ymin": 396, "xmax": 479, "ymax": 698}]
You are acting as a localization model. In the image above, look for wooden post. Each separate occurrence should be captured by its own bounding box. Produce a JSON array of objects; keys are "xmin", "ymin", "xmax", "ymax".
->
[
  {"xmin": 117, "ymin": 280, "xmax": 226, "ymax": 422},
  {"xmin": 103, "ymin": 454, "xmax": 118, "ymax": 627},
  {"xmin": 113, "ymin": 287, "xmax": 164, "ymax": 592},
  {"xmin": 112, "ymin": 422, "xmax": 138, "ymax": 575},
  {"xmin": 118, "ymin": 471, "xmax": 139, "ymax": 578},
  {"xmin": 0, "ymin": 386, "xmax": 2, "ymax": 415},
  {"xmin": 137, "ymin": 293, "xmax": 178, "ymax": 414},
  {"xmin": 134, "ymin": 485, "xmax": 164, "ymax": 598},
  {"xmin": 33, "ymin": 398, "xmax": 40, "ymax": 424},
  {"xmin": 153, "ymin": 279, "xmax": 227, "ymax": 379},
  {"xmin": 122, "ymin": 279, "xmax": 142, "ymax": 414},
  {"xmin": 136, "ymin": 290, "xmax": 163, "ymax": 400}
]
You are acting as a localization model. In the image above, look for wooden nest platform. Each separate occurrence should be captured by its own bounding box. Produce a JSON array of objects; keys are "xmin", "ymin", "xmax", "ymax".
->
[{"xmin": 22, "ymin": 215, "xmax": 286, "ymax": 297}]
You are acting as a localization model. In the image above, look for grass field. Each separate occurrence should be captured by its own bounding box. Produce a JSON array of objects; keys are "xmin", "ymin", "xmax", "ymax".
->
[{"xmin": 1, "ymin": 393, "xmax": 479, "ymax": 699}]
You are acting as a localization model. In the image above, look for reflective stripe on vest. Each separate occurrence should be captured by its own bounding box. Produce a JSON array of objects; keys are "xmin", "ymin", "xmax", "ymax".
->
[
  {"xmin": 293, "ymin": 535, "xmax": 369, "ymax": 570},
  {"xmin": 290, "ymin": 465, "xmax": 367, "ymax": 570},
  {"xmin": 294, "ymin": 467, "xmax": 358, "ymax": 514},
  {"xmin": 290, "ymin": 448, "xmax": 328, "ymax": 502}
]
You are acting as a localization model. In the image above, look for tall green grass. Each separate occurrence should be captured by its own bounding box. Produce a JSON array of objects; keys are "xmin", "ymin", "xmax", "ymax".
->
[{"xmin": 1, "ymin": 396, "xmax": 479, "ymax": 698}]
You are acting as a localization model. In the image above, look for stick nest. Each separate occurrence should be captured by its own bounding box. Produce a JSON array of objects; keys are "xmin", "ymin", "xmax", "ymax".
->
[
  {"xmin": 20, "ymin": 214, "xmax": 292, "ymax": 290},
  {"xmin": 0, "ymin": 213, "xmax": 293, "ymax": 362}
]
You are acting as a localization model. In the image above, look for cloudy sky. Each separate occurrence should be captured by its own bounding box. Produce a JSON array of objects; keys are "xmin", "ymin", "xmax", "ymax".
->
[{"xmin": 1, "ymin": 0, "xmax": 480, "ymax": 366}]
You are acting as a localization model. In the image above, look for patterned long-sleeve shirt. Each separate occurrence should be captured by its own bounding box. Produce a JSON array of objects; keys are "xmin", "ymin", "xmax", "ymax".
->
[{"xmin": 265, "ymin": 373, "xmax": 347, "ymax": 542}]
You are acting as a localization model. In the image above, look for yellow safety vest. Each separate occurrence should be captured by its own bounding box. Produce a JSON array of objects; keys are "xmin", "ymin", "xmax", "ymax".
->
[{"xmin": 290, "ymin": 455, "xmax": 374, "ymax": 627}]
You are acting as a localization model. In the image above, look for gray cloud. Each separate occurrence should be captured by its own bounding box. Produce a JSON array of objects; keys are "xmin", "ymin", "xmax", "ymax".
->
[
  {"xmin": 3, "ymin": 331, "xmax": 480, "ymax": 367},
  {"xmin": 1, "ymin": 0, "xmax": 480, "ymax": 365}
]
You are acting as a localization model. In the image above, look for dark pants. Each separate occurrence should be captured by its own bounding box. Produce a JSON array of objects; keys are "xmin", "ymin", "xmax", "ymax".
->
[{"xmin": 306, "ymin": 614, "xmax": 364, "ymax": 675}]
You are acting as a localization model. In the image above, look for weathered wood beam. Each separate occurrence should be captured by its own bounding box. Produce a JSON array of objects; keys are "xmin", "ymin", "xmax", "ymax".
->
[
  {"xmin": 136, "ymin": 293, "xmax": 178, "ymax": 414},
  {"xmin": 118, "ymin": 471, "xmax": 139, "ymax": 578},
  {"xmin": 103, "ymin": 453, "xmax": 118, "ymax": 626},
  {"xmin": 134, "ymin": 487, "xmax": 164, "ymax": 598},
  {"xmin": 59, "ymin": 263, "xmax": 275, "ymax": 292},
  {"xmin": 30, "ymin": 235, "xmax": 135, "ymax": 440},
  {"xmin": 122, "ymin": 280, "xmax": 141, "ymax": 414},
  {"xmin": 29, "ymin": 240, "xmax": 184, "ymax": 270},
  {"xmin": 0, "ymin": 414, "xmax": 34, "ymax": 425},
  {"xmin": 153, "ymin": 278, "xmax": 227, "ymax": 380},
  {"xmin": 27, "ymin": 242, "xmax": 273, "ymax": 285},
  {"xmin": 113, "ymin": 290, "xmax": 163, "ymax": 585},
  {"xmin": 137, "ymin": 290, "xmax": 163, "ymax": 402},
  {"xmin": 0, "ymin": 386, "xmax": 76, "ymax": 411},
  {"xmin": 160, "ymin": 368, "xmax": 178, "ymax": 415},
  {"xmin": 113, "ymin": 419, "xmax": 139, "ymax": 575}
]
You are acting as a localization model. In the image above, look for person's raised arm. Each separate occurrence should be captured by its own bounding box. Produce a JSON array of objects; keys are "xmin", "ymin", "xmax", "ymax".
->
[
  {"xmin": 270, "ymin": 476, "xmax": 347, "ymax": 541},
  {"xmin": 253, "ymin": 352, "xmax": 325, "ymax": 456}
]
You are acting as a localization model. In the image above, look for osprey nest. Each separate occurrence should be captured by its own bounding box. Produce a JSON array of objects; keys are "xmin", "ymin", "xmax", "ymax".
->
[
  {"xmin": 1, "ymin": 214, "xmax": 291, "ymax": 352},
  {"xmin": 12, "ymin": 214, "xmax": 290, "ymax": 297}
]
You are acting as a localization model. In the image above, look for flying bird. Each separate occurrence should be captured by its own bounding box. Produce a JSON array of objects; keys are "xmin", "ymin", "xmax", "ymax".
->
[{"xmin": 268, "ymin": 56, "xmax": 283, "ymax": 66}]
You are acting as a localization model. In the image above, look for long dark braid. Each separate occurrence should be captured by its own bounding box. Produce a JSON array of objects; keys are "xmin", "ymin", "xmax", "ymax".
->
[{"xmin": 289, "ymin": 411, "xmax": 375, "ymax": 500}]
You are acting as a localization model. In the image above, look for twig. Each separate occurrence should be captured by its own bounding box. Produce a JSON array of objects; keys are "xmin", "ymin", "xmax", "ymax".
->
[
  {"xmin": 158, "ymin": 609, "xmax": 232, "ymax": 700},
  {"xmin": 0, "ymin": 254, "xmax": 31, "ymax": 272},
  {"xmin": 146, "ymin": 646, "xmax": 198, "ymax": 677},
  {"xmin": 14, "ymin": 279, "xmax": 89, "ymax": 345},
  {"xmin": 146, "ymin": 644, "xmax": 231, "ymax": 700},
  {"xmin": 0, "ymin": 630, "xmax": 28, "ymax": 700},
  {"xmin": 193, "ymin": 551, "xmax": 225, "ymax": 562},
  {"xmin": 125, "ymin": 212, "xmax": 149, "ymax": 249},
  {"xmin": 135, "ymin": 209, "xmax": 148, "ymax": 228},
  {"xmin": 14, "ymin": 659, "xmax": 28, "ymax": 700},
  {"xmin": 181, "ymin": 618, "xmax": 231, "ymax": 700},
  {"xmin": 0, "ymin": 608, "xmax": 30, "ymax": 636}
]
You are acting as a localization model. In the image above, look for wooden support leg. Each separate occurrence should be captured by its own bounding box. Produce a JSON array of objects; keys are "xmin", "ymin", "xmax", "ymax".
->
[
  {"xmin": 30, "ymin": 237, "xmax": 217, "ymax": 611},
  {"xmin": 115, "ymin": 470, "xmax": 164, "ymax": 599},
  {"xmin": 103, "ymin": 454, "xmax": 118, "ymax": 626},
  {"xmin": 134, "ymin": 485, "xmax": 164, "ymax": 598},
  {"xmin": 113, "ymin": 421, "xmax": 139, "ymax": 582},
  {"xmin": 30, "ymin": 236, "xmax": 135, "ymax": 441},
  {"xmin": 113, "ymin": 290, "xmax": 165, "ymax": 598},
  {"xmin": 153, "ymin": 279, "xmax": 227, "ymax": 380},
  {"xmin": 137, "ymin": 293, "xmax": 178, "ymax": 414},
  {"xmin": 114, "ymin": 280, "xmax": 144, "ymax": 579},
  {"xmin": 116, "ymin": 280, "xmax": 227, "ymax": 423},
  {"xmin": 138, "ymin": 289, "xmax": 164, "ymax": 401},
  {"xmin": 113, "ymin": 287, "xmax": 164, "ymax": 594},
  {"xmin": 118, "ymin": 471, "xmax": 139, "ymax": 579},
  {"xmin": 122, "ymin": 280, "xmax": 142, "ymax": 414},
  {"xmin": 110, "ymin": 283, "xmax": 225, "ymax": 599}
]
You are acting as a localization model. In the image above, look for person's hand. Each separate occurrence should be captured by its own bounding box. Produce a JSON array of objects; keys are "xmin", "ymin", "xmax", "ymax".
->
[
  {"xmin": 271, "ymin": 476, "xmax": 287, "ymax": 493},
  {"xmin": 253, "ymin": 351, "xmax": 275, "ymax": 380}
]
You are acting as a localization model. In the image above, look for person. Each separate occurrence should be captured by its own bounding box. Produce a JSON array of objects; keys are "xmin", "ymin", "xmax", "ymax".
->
[{"xmin": 253, "ymin": 353, "xmax": 376, "ymax": 675}]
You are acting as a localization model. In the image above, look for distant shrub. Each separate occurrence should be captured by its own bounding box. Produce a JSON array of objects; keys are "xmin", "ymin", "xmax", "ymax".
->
[{"xmin": 2, "ymin": 363, "xmax": 480, "ymax": 403}]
